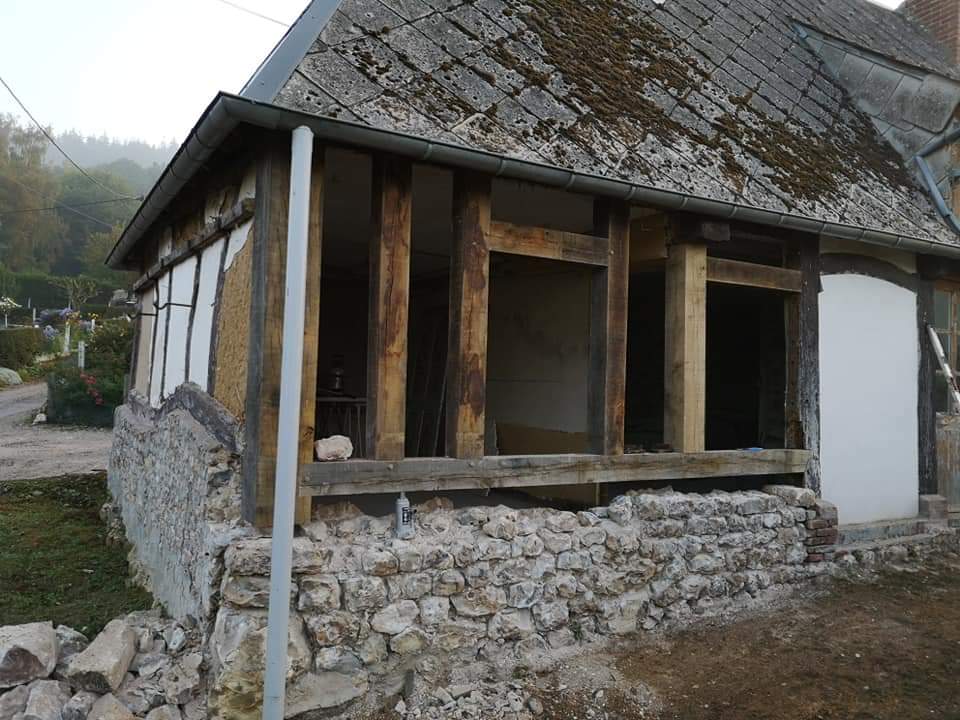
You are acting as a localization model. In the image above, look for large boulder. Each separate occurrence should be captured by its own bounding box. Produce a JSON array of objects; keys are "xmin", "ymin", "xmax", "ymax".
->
[
  {"xmin": 22, "ymin": 680, "xmax": 71, "ymax": 720},
  {"xmin": 0, "ymin": 623, "xmax": 58, "ymax": 689},
  {"xmin": 87, "ymin": 694, "xmax": 135, "ymax": 720},
  {"xmin": 0, "ymin": 685, "xmax": 30, "ymax": 720},
  {"xmin": 0, "ymin": 368, "xmax": 22, "ymax": 386},
  {"xmin": 66, "ymin": 620, "xmax": 137, "ymax": 693}
]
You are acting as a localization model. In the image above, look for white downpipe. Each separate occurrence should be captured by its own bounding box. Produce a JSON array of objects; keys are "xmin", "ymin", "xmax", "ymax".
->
[{"xmin": 262, "ymin": 125, "xmax": 314, "ymax": 720}]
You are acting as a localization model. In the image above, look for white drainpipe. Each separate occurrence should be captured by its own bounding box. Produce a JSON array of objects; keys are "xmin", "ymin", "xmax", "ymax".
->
[{"xmin": 262, "ymin": 125, "xmax": 314, "ymax": 720}]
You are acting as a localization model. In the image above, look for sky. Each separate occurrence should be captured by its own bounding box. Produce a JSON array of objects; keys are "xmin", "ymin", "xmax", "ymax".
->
[{"xmin": 0, "ymin": 0, "xmax": 903, "ymax": 148}]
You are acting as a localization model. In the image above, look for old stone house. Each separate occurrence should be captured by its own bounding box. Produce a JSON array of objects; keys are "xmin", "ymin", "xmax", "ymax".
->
[{"xmin": 106, "ymin": 0, "xmax": 960, "ymax": 716}]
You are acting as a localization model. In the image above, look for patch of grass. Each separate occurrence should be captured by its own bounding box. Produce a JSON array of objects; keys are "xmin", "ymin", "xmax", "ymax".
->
[{"xmin": 0, "ymin": 473, "xmax": 152, "ymax": 635}]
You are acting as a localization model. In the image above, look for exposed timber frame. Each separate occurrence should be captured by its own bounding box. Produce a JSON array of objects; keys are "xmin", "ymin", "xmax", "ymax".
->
[
  {"xmin": 243, "ymin": 136, "xmax": 321, "ymax": 527},
  {"xmin": 366, "ymin": 156, "xmax": 413, "ymax": 461},
  {"xmin": 302, "ymin": 449, "xmax": 812, "ymax": 496},
  {"xmin": 664, "ymin": 241, "xmax": 707, "ymax": 452},
  {"xmin": 446, "ymin": 171, "xmax": 491, "ymax": 459}
]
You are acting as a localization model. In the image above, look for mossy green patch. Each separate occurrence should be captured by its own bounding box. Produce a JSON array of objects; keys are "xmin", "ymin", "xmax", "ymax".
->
[{"xmin": 0, "ymin": 473, "xmax": 152, "ymax": 636}]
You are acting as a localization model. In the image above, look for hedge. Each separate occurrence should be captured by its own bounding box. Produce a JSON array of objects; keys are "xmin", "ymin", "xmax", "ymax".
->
[{"xmin": 0, "ymin": 327, "xmax": 43, "ymax": 370}]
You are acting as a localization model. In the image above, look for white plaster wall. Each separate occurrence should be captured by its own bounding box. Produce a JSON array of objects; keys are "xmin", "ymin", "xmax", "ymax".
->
[
  {"xmin": 163, "ymin": 257, "xmax": 197, "ymax": 397},
  {"xmin": 134, "ymin": 286, "xmax": 156, "ymax": 396},
  {"xmin": 188, "ymin": 239, "xmax": 225, "ymax": 392},
  {"xmin": 819, "ymin": 273, "xmax": 919, "ymax": 524},
  {"xmin": 820, "ymin": 236, "xmax": 916, "ymax": 274},
  {"xmin": 486, "ymin": 263, "xmax": 591, "ymax": 439},
  {"xmin": 149, "ymin": 272, "xmax": 170, "ymax": 407}
]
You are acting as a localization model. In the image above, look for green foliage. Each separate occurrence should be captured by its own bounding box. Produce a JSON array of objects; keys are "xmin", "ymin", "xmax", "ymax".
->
[
  {"xmin": 51, "ymin": 275, "xmax": 100, "ymax": 310},
  {"xmin": 0, "ymin": 473, "xmax": 152, "ymax": 635},
  {"xmin": 0, "ymin": 327, "xmax": 43, "ymax": 369},
  {"xmin": 0, "ymin": 263, "xmax": 17, "ymax": 298},
  {"xmin": 46, "ymin": 320, "xmax": 133, "ymax": 427},
  {"xmin": 0, "ymin": 114, "xmax": 168, "ymax": 276}
]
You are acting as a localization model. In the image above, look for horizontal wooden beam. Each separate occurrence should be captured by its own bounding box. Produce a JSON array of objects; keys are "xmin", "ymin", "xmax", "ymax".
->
[
  {"xmin": 300, "ymin": 448, "xmax": 811, "ymax": 496},
  {"xmin": 488, "ymin": 221, "xmax": 609, "ymax": 266},
  {"xmin": 706, "ymin": 257, "xmax": 801, "ymax": 293},
  {"xmin": 133, "ymin": 198, "xmax": 255, "ymax": 292}
]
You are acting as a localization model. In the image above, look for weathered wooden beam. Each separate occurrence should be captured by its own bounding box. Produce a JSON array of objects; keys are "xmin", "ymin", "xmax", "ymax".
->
[
  {"xmin": 243, "ymin": 138, "xmax": 313, "ymax": 528},
  {"xmin": 664, "ymin": 243, "xmax": 707, "ymax": 452},
  {"xmin": 446, "ymin": 171, "xmax": 491, "ymax": 459},
  {"xmin": 587, "ymin": 198, "xmax": 631, "ymax": 455},
  {"xmin": 301, "ymin": 449, "xmax": 811, "ymax": 496},
  {"xmin": 784, "ymin": 236, "xmax": 821, "ymax": 492},
  {"xmin": 707, "ymin": 257, "xmax": 801, "ymax": 293},
  {"xmin": 916, "ymin": 256, "xmax": 938, "ymax": 496},
  {"xmin": 487, "ymin": 220, "xmax": 609, "ymax": 266},
  {"xmin": 132, "ymin": 198, "xmax": 255, "ymax": 292},
  {"xmin": 366, "ymin": 156, "xmax": 413, "ymax": 461},
  {"xmin": 671, "ymin": 216, "xmax": 730, "ymax": 245},
  {"xmin": 297, "ymin": 148, "xmax": 325, "ymax": 520},
  {"xmin": 244, "ymin": 141, "xmax": 289, "ymax": 528}
]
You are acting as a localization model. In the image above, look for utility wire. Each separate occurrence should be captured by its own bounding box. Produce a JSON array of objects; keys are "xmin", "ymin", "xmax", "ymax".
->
[
  {"xmin": 2, "ymin": 175, "xmax": 116, "ymax": 229},
  {"xmin": 212, "ymin": 0, "xmax": 290, "ymax": 27},
  {"xmin": 0, "ymin": 195, "xmax": 142, "ymax": 218},
  {"xmin": 0, "ymin": 73, "xmax": 140, "ymax": 201}
]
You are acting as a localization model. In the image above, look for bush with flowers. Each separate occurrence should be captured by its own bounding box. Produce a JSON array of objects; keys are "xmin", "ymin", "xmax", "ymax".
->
[{"xmin": 46, "ymin": 319, "xmax": 133, "ymax": 427}]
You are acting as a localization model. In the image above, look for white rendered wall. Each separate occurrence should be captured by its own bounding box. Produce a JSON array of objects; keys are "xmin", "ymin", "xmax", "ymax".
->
[
  {"xmin": 188, "ymin": 239, "xmax": 225, "ymax": 392},
  {"xmin": 819, "ymin": 273, "xmax": 919, "ymax": 524},
  {"xmin": 163, "ymin": 256, "xmax": 197, "ymax": 397},
  {"xmin": 134, "ymin": 286, "xmax": 156, "ymax": 396},
  {"xmin": 149, "ymin": 272, "xmax": 170, "ymax": 407}
]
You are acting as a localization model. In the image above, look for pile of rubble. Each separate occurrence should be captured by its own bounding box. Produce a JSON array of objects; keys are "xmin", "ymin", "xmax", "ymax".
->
[{"xmin": 0, "ymin": 611, "xmax": 203, "ymax": 720}]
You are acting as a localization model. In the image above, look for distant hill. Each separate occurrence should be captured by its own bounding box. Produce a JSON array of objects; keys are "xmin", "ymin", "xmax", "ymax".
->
[{"xmin": 45, "ymin": 131, "xmax": 176, "ymax": 192}]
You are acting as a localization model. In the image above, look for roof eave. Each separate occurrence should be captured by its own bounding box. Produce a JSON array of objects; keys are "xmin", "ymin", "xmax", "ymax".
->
[{"xmin": 107, "ymin": 92, "xmax": 960, "ymax": 270}]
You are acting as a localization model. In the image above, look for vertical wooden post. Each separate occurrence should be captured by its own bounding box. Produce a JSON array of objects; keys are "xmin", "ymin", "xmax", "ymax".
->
[
  {"xmin": 784, "ymin": 235, "xmax": 821, "ymax": 492},
  {"xmin": 297, "ymin": 148, "xmax": 325, "ymax": 521},
  {"xmin": 367, "ymin": 156, "xmax": 413, "ymax": 460},
  {"xmin": 446, "ymin": 171, "xmax": 491, "ymax": 459},
  {"xmin": 587, "ymin": 198, "xmax": 631, "ymax": 455},
  {"xmin": 664, "ymin": 242, "xmax": 707, "ymax": 452},
  {"xmin": 916, "ymin": 259, "xmax": 938, "ymax": 496},
  {"xmin": 244, "ymin": 137, "xmax": 319, "ymax": 528}
]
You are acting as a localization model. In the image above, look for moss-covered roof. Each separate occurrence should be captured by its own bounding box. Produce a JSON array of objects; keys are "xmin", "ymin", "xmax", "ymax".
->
[{"xmin": 271, "ymin": 0, "xmax": 960, "ymax": 246}]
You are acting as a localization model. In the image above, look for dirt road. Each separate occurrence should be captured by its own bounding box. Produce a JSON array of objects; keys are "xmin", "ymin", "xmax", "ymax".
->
[{"xmin": 0, "ymin": 382, "xmax": 113, "ymax": 481}]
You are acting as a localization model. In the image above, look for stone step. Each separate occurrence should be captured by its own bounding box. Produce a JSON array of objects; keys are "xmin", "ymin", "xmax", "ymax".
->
[
  {"xmin": 838, "ymin": 518, "xmax": 922, "ymax": 545},
  {"xmin": 836, "ymin": 532, "xmax": 937, "ymax": 556}
]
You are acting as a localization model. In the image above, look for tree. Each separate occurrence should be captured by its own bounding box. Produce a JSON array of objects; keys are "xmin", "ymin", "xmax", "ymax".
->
[
  {"xmin": 52, "ymin": 276, "xmax": 99, "ymax": 310},
  {"xmin": 80, "ymin": 225, "xmax": 135, "ymax": 288},
  {"xmin": 0, "ymin": 263, "xmax": 17, "ymax": 299}
]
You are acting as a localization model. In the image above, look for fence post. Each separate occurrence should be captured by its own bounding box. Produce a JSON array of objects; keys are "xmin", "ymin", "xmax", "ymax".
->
[{"xmin": 78, "ymin": 341, "xmax": 86, "ymax": 370}]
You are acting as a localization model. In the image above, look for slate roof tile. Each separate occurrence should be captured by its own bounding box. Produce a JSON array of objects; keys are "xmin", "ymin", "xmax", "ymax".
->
[{"xmin": 275, "ymin": 0, "xmax": 960, "ymax": 246}]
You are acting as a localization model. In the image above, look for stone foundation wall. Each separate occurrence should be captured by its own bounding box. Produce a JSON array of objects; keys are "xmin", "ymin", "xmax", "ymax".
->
[
  {"xmin": 107, "ymin": 385, "xmax": 251, "ymax": 622},
  {"xmin": 207, "ymin": 484, "xmax": 837, "ymax": 719}
]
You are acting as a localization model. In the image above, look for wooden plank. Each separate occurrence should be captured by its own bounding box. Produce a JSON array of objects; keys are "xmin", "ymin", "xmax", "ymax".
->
[
  {"xmin": 664, "ymin": 243, "xmax": 707, "ymax": 452},
  {"xmin": 243, "ymin": 139, "xmax": 290, "ymax": 528},
  {"xmin": 367, "ymin": 156, "xmax": 413, "ymax": 460},
  {"xmin": 916, "ymin": 268, "xmax": 938, "ymax": 495},
  {"xmin": 487, "ymin": 220, "xmax": 609, "ymax": 266},
  {"xmin": 671, "ymin": 216, "xmax": 730, "ymax": 245},
  {"xmin": 301, "ymin": 448, "xmax": 812, "ymax": 496},
  {"xmin": 587, "ymin": 198, "xmax": 630, "ymax": 455},
  {"xmin": 707, "ymin": 257, "xmax": 801, "ymax": 293},
  {"xmin": 296, "ymin": 148, "xmax": 325, "ymax": 522},
  {"xmin": 784, "ymin": 236, "xmax": 821, "ymax": 492},
  {"xmin": 446, "ymin": 171, "xmax": 491, "ymax": 459}
]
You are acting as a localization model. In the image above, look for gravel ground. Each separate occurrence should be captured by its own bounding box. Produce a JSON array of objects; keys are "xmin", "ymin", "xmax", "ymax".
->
[{"xmin": 0, "ymin": 382, "xmax": 113, "ymax": 481}]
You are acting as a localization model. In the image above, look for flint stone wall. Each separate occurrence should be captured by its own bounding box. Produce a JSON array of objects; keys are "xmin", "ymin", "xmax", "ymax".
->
[
  {"xmin": 108, "ymin": 385, "xmax": 251, "ymax": 622},
  {"xmin": 208, "ymin": 485, "xmax": 835, "ymax": 719}
]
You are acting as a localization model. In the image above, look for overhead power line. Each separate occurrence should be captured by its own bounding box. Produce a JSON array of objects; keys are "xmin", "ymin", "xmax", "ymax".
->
[
  {"xmin": 0, "ymin": 73, "xmax": 140, "ymax": 202},
  {"xmin": 0, "ymin": 195, "xmax": 143, "ymax": 218},
  {"xmin": 2, "ymin": 175, "xmax": 117, "ymax": 230},
  {"xmin": 212, "ymin": 0, "xmax": 290, "ymax": 27}
]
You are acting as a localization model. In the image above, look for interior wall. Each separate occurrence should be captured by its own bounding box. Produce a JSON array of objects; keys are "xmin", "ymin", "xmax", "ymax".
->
[
  {"xmin": 486, "ymin": 257, "xmax": 591, "ymax": 453},
  {"xmin": 820, "ymin": 273, "xmax": 919, "ymax": 524}
]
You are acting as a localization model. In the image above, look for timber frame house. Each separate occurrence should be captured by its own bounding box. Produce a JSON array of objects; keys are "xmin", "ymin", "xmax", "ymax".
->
[{"xmin": 109, "ymin": 0, "xmax": 960, "ymax": 529}]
